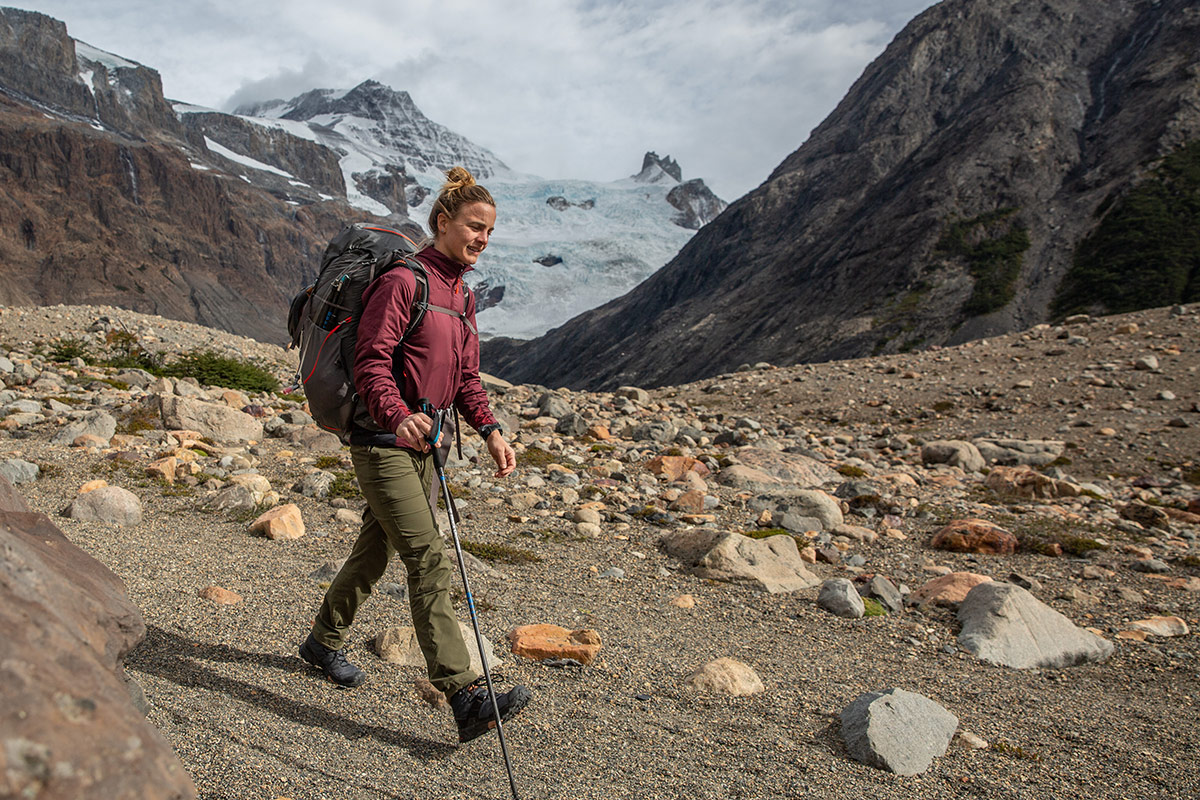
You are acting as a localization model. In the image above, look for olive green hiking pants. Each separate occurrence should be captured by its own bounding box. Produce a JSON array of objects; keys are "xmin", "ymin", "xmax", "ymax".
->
[{"xmin": 311, "ymin": 444, "xmax": 478, "ymax": 696}]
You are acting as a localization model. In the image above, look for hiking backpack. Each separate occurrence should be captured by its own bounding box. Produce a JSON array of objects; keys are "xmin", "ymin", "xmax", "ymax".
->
[
  {"xmin": 286, "ymin": 223, "xmax": 480, "ymax": 444},
  {"xmin": 287, "ymin": 223, "xmax": 425, "ymax": 443}
]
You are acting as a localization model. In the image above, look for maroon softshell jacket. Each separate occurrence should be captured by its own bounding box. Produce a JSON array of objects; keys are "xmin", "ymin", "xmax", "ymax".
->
[{"xmin": 353, "ymin": 246, "xmax": 498, "ymax": 448}]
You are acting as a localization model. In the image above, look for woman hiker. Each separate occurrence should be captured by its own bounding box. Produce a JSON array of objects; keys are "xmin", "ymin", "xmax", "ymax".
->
[{"xmin": 299, "ymin": 166, "xmax": 530, "ymax": 743}]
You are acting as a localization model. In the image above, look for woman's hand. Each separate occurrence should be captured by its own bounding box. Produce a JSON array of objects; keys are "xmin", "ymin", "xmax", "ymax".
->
[
  {"xmin": 486, "ymin": 429, "xmax": 517, "ymax": 478},
  {"xmin": 395, "ymin": 412, "xmax": 440, "ymax": 452}
]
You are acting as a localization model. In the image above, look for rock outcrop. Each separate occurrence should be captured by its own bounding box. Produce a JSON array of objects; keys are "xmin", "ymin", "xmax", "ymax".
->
[{"xmin": 0, "ymin": 476, "xmax": 196, "ymax": 798}]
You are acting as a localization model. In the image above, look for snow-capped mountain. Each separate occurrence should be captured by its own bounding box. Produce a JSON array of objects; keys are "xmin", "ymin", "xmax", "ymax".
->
[{"xmin": 205, "ymin": 81, "xmax": 725, "ymax": 339}]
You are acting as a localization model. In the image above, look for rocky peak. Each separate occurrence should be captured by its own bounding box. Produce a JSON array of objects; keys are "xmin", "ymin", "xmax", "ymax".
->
[
  {"xmin": 236, "ymin": 79, "xmax": 507, "ymax": 180},
  {"xmin": 0, "ymin": 7, "xmax": 181, "ymax": 138},
  {"xmin": 633, "ymin": 151, "xmax": 683, "ymax": 183}
]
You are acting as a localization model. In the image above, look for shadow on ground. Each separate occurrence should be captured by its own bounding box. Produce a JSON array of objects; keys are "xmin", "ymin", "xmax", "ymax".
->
[{"xmin": 129, "ymin": 624, "xmax": 455, "ymax": 759}]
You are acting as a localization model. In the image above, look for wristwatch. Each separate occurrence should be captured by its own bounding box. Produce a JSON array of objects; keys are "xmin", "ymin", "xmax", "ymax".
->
[{"xmin": 478, "ymin": 423, "xmax": 502, "ymax": 439}]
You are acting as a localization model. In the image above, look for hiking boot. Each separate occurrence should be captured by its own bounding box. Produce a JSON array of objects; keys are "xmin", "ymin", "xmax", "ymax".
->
[
  {"xmin": 450, "ymin": 678, "xmax": 531, "ymax": 743},
  {"xmin": 299, "ymin": 633, "xmax": 366, "ymax": 688}
]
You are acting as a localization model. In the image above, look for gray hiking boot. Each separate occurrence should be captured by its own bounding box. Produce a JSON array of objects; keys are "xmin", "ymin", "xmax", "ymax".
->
[
  {"xmin": 299, "ymin": 633, "xmax": 366, "ymax": 688},
  {"xmin": 450, "ymin": 677, "xmax": 531, "ymax": 743}
]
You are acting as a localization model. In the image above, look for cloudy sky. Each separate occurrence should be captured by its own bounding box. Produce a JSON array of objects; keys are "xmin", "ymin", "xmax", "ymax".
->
[{"xmin": 19, "ymin": 0, "xmax": 935, "ymax": 199}]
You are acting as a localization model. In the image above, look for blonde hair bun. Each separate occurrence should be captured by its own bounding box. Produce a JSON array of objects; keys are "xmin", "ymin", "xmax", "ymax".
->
[{"xmin": 441, "ymin": 166, "xmax": 477, "ymax": 194}]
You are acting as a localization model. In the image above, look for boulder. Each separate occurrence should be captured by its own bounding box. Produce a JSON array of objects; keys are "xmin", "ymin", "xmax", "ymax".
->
[
  {"xmin": 63, "ymin": 486, "xmax": 143, "ymax": 526},
  {"xmin": 957, "ymin": 582, "xmax": 1114, "ymax": 668},
  {"xmin": 909, "ymin": 572, "xmax": 992, "ymax": 607},
  {"xmin": 1125, "ymin": 616, "xmax": 1189, "ymax": 637},
  {"xmin": 0, "ymin": 457, "xmax": 39, "ymax": 485},
  {"xmin": 973, "ymin": 438, "xmax": 1064, "ymax": 467},
  {"xmin": 646, "ymin": 455, "xmax": 710, "ymax": 482},
  {"xmin": 159, "ymin": 395, "xmax": 263, "ymax": 443},
  {"xmin": 50, "ymin": 409, "xmax": 117, "ymax": 445},
  {"xmin": 660, "ymin": 529, "xmax": 820, "ymax": 593},
  {"xmin": 0, "ymin": 509, "xmax": 196, "ymax": 798},
  {"xmin": 818, "ymin": 578, "xmax": 865, "ymax": 618},
  {"xmin": 202, "ymin": 484, "xmax": 259, "ymax": 515},
  {"xmin": 508, "ymin": 624, "xmax": 602, "ymax": 665},
  {"xmin": 249, "ymin": 504, "xmax": 305, "ymax": 540},
  {"xmin": 717, "ymin": 449, "xmax": 838, "ymax": 492},
  {"xmin": 920, "ymin": 440, "xmax": 985, "ymax": 472},
  {"xmin": 840, "ymin": 688, "xmax": 958, "ymax": 775},
  {"xmin": 685, "ymin": 657, "xmax": 764, "ymax": 696},
  {"xmin": 931, "ymin": 519, "xmax": 1018, "ymax": 555},
  {"xmin": 376, "ymin": 623, "xmax": 499, "ymax": 674},
  {"xmin": 985, "ymin": 466, "xmax": 1079, "ymax": 499}
]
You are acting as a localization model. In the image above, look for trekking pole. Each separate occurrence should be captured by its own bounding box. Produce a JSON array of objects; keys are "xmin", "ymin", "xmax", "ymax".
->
[{"xmin": 420, "ymin": 401, "xmax": 521, "ymax": 800}]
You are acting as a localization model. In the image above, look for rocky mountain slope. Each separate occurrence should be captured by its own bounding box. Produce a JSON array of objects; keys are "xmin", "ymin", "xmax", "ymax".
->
[
  {"xmin": 0, "ymin": 300, "xmax": 1196, "ymax": 798},
  {"xmin": 0, "ymin": 7, "xmax": 397, "ymax": 345},
  {"xmin": 483, "ymin": 0, "xmax": 1200, "ymax": 389}
]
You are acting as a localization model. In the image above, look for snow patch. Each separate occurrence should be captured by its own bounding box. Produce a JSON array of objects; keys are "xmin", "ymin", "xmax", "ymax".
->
[
  {"xmin": 204, "ymin": 137, "xmax": 295, "ymax": 178},
  {"xmin": 74, "ymin": 40, "xmax": 139, "ymax": 70},
  {"xmin": 78, "ymin": 69, "xmax": 95, "ymax": 96}
]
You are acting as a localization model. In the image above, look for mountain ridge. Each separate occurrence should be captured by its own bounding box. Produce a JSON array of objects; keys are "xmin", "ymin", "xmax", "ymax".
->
[{"xmin": 481, "ymin": 0, "xmax": 1200, "ymax": 389}]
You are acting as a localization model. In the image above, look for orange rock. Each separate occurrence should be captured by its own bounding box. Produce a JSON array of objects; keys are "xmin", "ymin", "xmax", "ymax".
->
[
  {"xmin": 645, "ymin": 455, "xmax": 709, "ymax": 482},
  {"xmin": 931, "ymin": 519, "xmax": 1017, "ymax": 555},
  {"xmin": 199, "ymin": 586, "xmax": 242, "ymax": 605},
  {"xmin": 145, "ymin": 456, "xmax": 178, "ymax": 483},
  {"xmin": 1116, "ymin": 630, "xmax": 1147, "ymax": 642},
  {"xmin": 670, "ymin": 594, "xmax": 696, "ymax": 609},
  {"xmin": 909, "ymin": 572, "xmax": 993, "ymax": 607},
  {"xmin": 508, "ymin": 624, "xmax": 602, "ymax": 665},
  {"xmin": 587, "ymin": 426, "xmax": 612, "ymax": 440},
  {"xmin": 985, "ymin": 466, "xmax": 1077, "ymax": 499},
  {"xmin": 250, "ymin": 504, "xmax": 305, "ymax": 540},
  {"xmin": 669, "ymin": 490, "xmax": 707, "ymax": 514},
  {"xmin": 1165, "ymin": 577, "xmax": 1200, "ymax": 592},
  {"xmin": 78, "ymin": 479, "xmax": 108, "ymax": 494},
  {"xmin": 1163, "ymin": 507, "xmax": 1200, "ymax": 525}
]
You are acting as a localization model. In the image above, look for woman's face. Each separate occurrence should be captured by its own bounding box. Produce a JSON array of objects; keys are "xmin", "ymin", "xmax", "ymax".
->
[{"xmin": 435, "ymin": 202, "xmax": 496, "ymax": 265}]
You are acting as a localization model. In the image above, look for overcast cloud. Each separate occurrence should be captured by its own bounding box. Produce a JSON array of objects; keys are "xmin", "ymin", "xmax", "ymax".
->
[{"xmin": 18, "ymin": 0, "xmax": 935, "ymax": 198}]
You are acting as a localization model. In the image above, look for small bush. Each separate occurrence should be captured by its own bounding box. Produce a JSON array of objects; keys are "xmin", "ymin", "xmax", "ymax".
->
[
  {"xmin": 313, "ymin": 455, "xmax": 343, "ymax": 470},
  {"xmin": 162, "ymin": 350, "xmax": 279, "ymax": 393},
  {"xmin": 461, "ymin": 540, "xmax": 542, "ymax": 563},
  {"xmin": 862, "ymin": 597, "xmax": 886, "ymax": 617},
  {"xmin": 328, "ymin": 471, "xmax": 362, "ymax": 500},
  {"xmin": 116, "ymin": 406, "xmax": 159, "ymax": 435},
  {"xmin": 990, "ymin": 741, "xmax": 1042, "ymax": 761},
  {"xmin": 837, "ymin": 464, "xmax": 868, "ymax": 478},
  {"xmin": 49, "ymin": 338, "xmax": 91, "ymax": 363}
]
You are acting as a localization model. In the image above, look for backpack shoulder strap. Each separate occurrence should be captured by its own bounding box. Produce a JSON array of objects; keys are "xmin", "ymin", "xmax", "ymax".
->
[{"xmin": 392, "ymin": 255, "xmax": 429, "ymax": 343}]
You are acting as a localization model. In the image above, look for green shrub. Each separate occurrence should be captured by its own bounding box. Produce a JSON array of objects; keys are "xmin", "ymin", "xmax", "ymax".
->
[
  {"xmin": 461, "ymin": 540, "xmax": 542, "ymax": 563},
  {"xmin": 837, "ymin": 464, "xmax": 868, "ymax": 478},
  {"xmin": 161, "ymin": 350, "xmax": 279, "ymax": 393},
  {"xmin": 936, "ymin": 208, "xmax": 1030, "ymax": 316},
  {"xmin": 862, "ymin": 597, "xmax": 886, "ymax": 617},
  {"xmin": 1054, "ymin": 140, "xmax": 1200, "ymax": 317},
  {"xmin": 328, "ymin": 471, "xmax": 362, "ymax": 500},
  {"xmin": 49, "ymin": 338, "xmax": 91, "ymax": 363}
]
